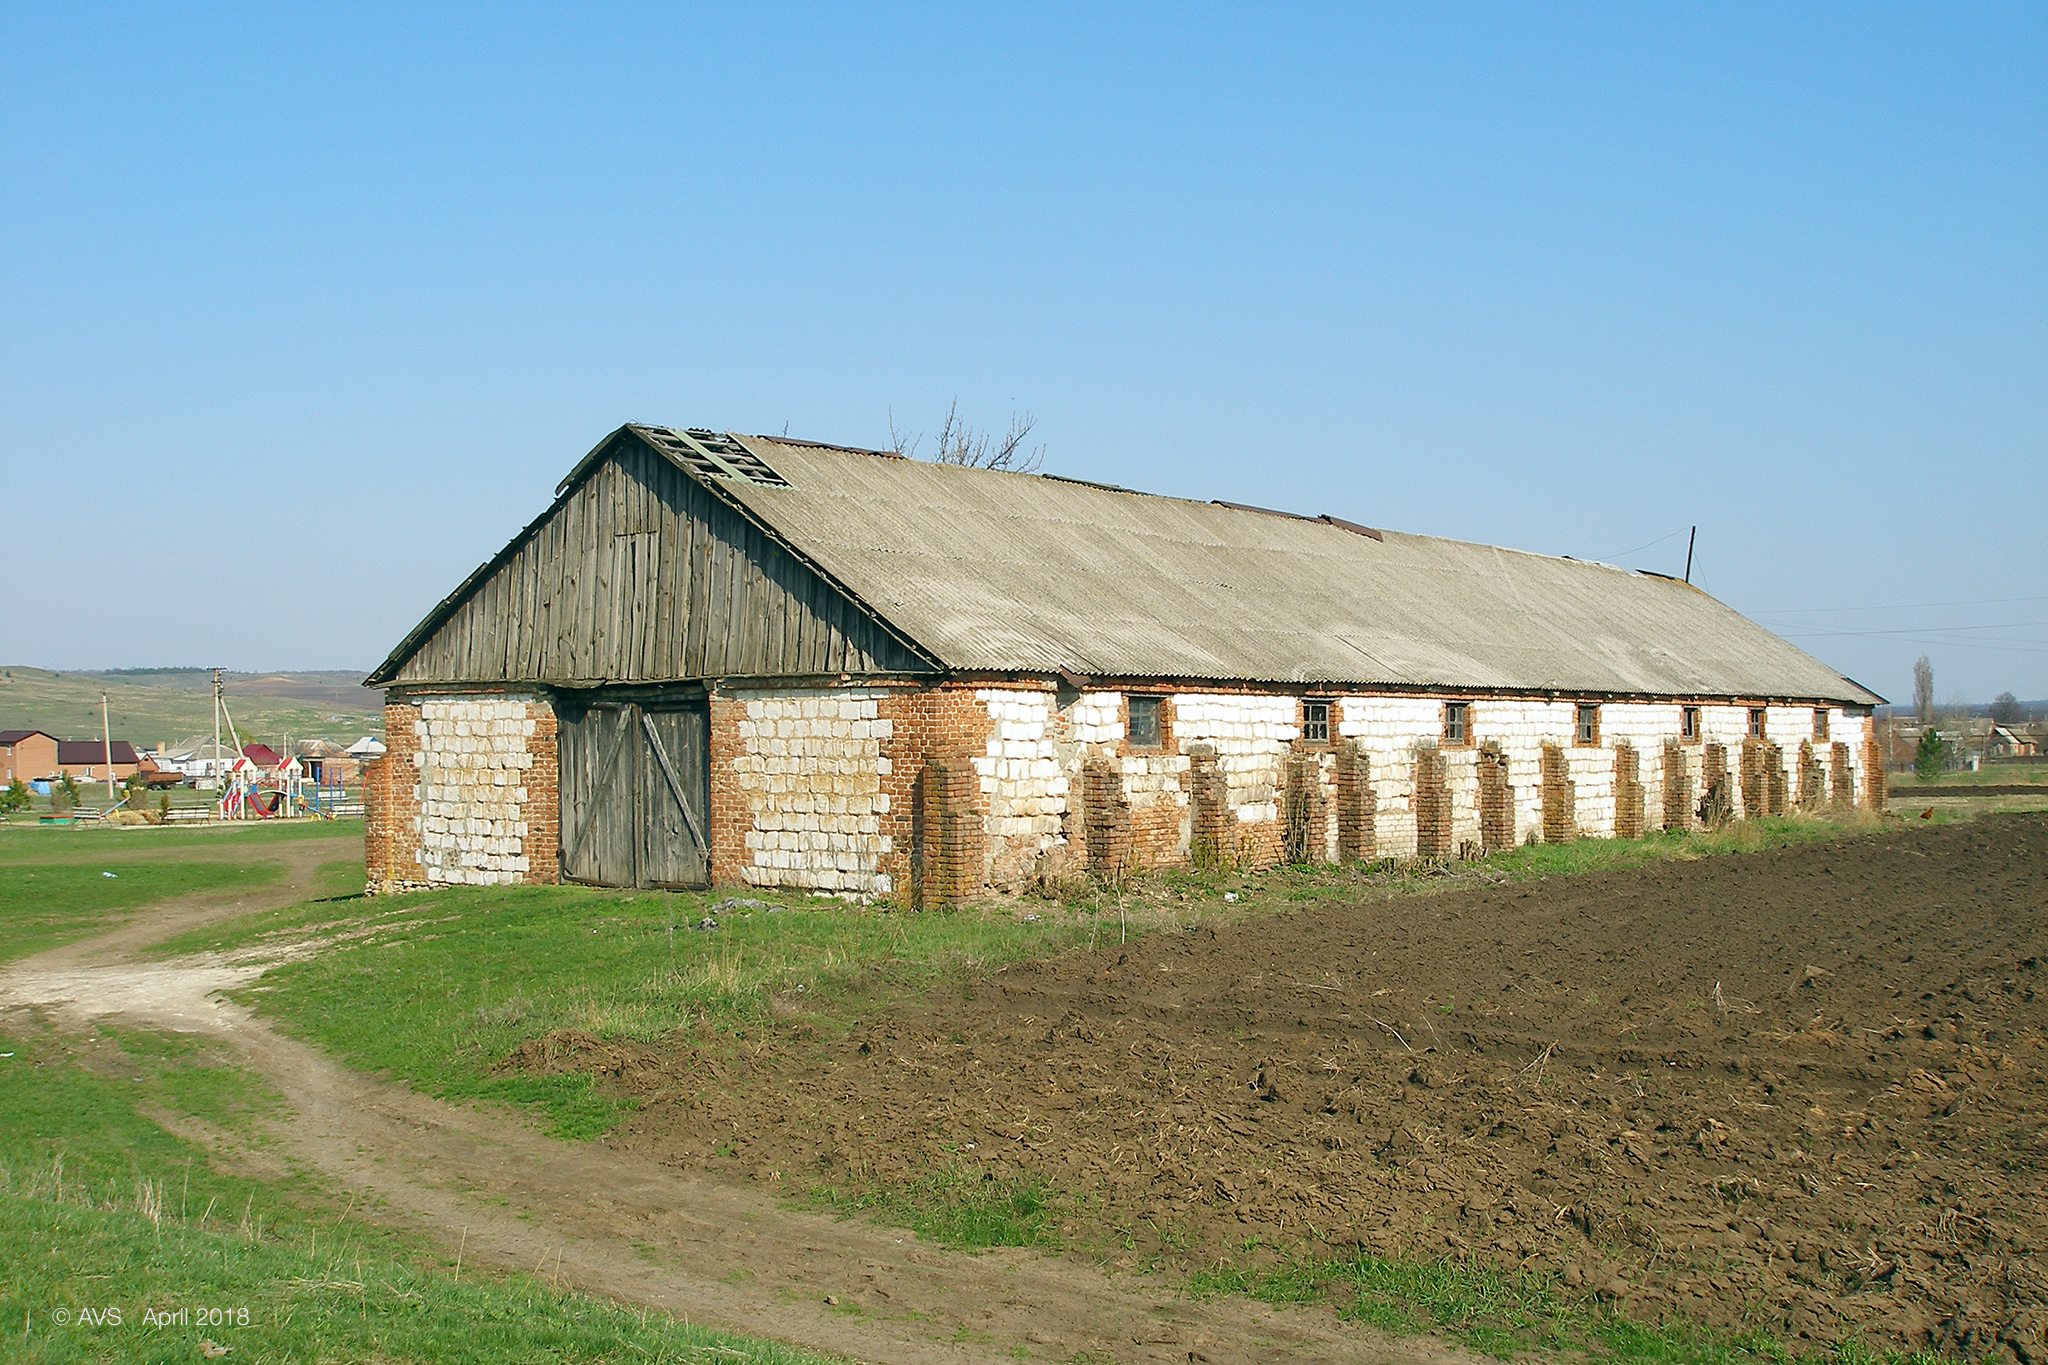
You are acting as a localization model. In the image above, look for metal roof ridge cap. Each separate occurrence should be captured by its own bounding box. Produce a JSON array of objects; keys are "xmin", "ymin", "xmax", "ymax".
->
[
  {"xmin": 1042, "ymin": 473, "xmax": 1131, "ymax": 492},
  {"xmin": 743, "ymin": 432, "xmax": 905, "ymax": 460}
]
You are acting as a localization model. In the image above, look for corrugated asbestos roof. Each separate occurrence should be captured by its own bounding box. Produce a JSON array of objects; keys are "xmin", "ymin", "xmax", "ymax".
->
[{"xmin": 680, "ymin": 430, "xmax": 1882, "ymax": 705}]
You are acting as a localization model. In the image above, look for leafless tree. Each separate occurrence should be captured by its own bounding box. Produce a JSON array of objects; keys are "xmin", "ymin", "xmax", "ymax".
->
[
  {"xmin": 888, "ymin": 400, "xmax": 1044, "ymax": 473},
  {"xmin": 1990, "ymin": 691, "xmax": 2022, "ymax": 726},
  {"xmin": 1913, "ymin": 655, "xmax": 1934, "ymax": 725}
]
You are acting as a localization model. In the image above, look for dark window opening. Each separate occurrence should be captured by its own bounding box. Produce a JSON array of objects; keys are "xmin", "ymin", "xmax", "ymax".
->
[
  {"xmin": 1748, "ymin": 707, "xmax": 1767, "ymax": 738},
  {"xmin": 1813, "ymin": 708, "xmax": 1829, "ymax": 741},
  {"xmin": 1681, "ymin": 706, "xmax": 1701, "ymax": 742},
  {"xmin": 1576, "ymin": 704, "xmax": 1600, "ymax": 746},
  {"xmin": 1303, "ymin": 700, "xmax": 1330, "ymax": 744},
  {"xmin": 1443, "ymin": 702, "xmax": 1468, "ymax": 745},
  {"xmin": 1128, "ymin": 696, "xmax": 1162, "ymax": 749}
]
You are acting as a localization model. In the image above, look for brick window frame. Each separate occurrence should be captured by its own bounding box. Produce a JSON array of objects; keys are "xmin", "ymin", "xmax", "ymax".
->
[
  {"xmin": 1748, "ymin": 707, "xmax": 1767, "ymax": 739},
  {"xmin": 1301, "ymin": 698, "xmax": 1333, "ymax": 745},
  {"xmin": 1681, "ymin": 706, "xmax": 1702, "ymax": 743},
  {"xmin": 1812, "ymin": 708, "xmax": 1829, "ymax": 741},
  {"xmin": 1122, "ymin": 694, "xmax": 1170, "ymax": 754},
  {"xmin": 1442, "ymin": 701, "xmax": 1471, "ymax": 747},
  {"xmin": 1575, "ymin": 703, "xmax": 1601, "ymax": 747}
]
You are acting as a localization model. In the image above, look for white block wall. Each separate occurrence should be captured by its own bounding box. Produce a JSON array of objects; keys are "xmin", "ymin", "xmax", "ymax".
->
[
  {"xmin": 733, "ymin": 689, "xmax": 894, "ymax": 896},
  {"xmin": 412, "ymin": 696, "xmax": 539, "ymax": 887},
  {"xmin": 1172, "ymin": 694, "xmax": 1299, "ymax": 825},
  {"xmin": 974, "ymin": 688, "xmax": 1067, "ymax": 875}
]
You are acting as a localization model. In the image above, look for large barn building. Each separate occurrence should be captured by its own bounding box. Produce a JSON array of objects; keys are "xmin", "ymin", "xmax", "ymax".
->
[{"xmin": 362, "ymin": 424, "xmax": 1885, "ymax": 901}]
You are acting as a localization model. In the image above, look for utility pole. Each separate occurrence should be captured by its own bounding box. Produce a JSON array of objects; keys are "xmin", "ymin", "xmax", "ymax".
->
[
  {"xmin": 101, "ymin": 693, "xmax": 115, "ymax": 800},
  {"xmin": 212, "ymin": 668, "xmax": 223, "ymax": 793},
  {"xmin": 1683, "ymin": 526, "xmax": 1696, "ymax": 584}
]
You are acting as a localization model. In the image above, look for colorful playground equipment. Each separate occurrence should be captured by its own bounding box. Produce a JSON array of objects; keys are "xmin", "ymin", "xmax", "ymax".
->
[{"xmin": 215, "ymin": 751, "xmax": 349, "ymax": 819}]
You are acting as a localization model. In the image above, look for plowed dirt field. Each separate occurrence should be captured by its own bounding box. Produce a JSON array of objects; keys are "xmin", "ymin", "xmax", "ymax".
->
[{"xmin": 535, "ymin": 814, "xmax": 2048, "ymax": 1360}]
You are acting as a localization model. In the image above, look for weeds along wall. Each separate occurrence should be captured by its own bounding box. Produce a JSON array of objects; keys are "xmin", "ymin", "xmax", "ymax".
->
[{"xmin": 365, "ymin": 682, "xmax": 1878, "ymax": 899}]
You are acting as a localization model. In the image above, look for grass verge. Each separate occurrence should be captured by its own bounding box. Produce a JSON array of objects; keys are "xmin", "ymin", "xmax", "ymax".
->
[{"xmin": 809, "ymin": 1165, "xmax": 1063, "ymax": 1251}]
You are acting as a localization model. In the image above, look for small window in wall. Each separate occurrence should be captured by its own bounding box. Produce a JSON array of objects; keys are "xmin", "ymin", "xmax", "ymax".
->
[
  {"xmin": 1681, "ymin": 706, "xmax": 1701, "ymax": 742},
  {"xmin": 1748, "ymin": 707, "xmax": 1767, "ymax": 738},
  {"xmin": 1576, "ymin": 703, "xmax": 1600, "ymax": 746},
  {"xmin": 1303, "ymin": 700, "xmax": 1330, "ymax": 744},
  {"xmin": 1443, "ymin": 702, "xmax": 1469, "ymax": 745},
  {"xmin": 1813, "ymin": 708, "xmax": 1829, "ymax": 741},
  {"xmin": 1128, "ymin": 696, "xmax": 1162, "ymax": 750}
]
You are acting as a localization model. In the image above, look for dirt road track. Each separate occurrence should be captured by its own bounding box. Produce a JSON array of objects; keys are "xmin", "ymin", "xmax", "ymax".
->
[{"xmin": 0, "ymin": 835, "xmax": 1475, "ymax": 1365}]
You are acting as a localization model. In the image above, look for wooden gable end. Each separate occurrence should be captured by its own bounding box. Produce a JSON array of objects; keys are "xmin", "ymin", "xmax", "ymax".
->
[{"xmin": 386, "ymin": 437, "xmax": 930, "ymax": 686}]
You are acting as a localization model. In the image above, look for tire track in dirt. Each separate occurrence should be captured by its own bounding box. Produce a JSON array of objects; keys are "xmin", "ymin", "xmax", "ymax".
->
[{"xmin": 0, "ymin": 837, "xmax": 1483, "ymax": 1365}]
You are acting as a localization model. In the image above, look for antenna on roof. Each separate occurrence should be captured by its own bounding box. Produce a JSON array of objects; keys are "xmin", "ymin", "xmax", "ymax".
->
[{"xmin": 1684, "ymin": 526, "xmax": 1696, "ymax": 584}]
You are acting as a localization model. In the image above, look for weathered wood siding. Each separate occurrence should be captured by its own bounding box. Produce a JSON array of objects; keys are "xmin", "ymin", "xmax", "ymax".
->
[
  {"xmin": 558, "ymin": 700, "xmax": 710, "ymax": 889},
  {"xmin": 392, "ymin": 439, "xmax": 926, "ymax": 684}
]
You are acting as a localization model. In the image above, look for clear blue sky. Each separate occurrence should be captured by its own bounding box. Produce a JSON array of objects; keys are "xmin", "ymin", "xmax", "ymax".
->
[{"xmin": 4, "ymin": 4, "xmax": 2042, "ymax": 703}]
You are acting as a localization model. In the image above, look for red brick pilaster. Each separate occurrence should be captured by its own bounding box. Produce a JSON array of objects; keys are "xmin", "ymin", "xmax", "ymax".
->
[
  {"xmin": 1333, "ymin": 741, "xmax": 1376, "ymax": 861},
  {"xmin": 1540, "ymin": 742, "xmax": 1575, "ymax": 843},
  {"xmin": 1478, "ymin": 741, "xmax": 1514, "ymax": 851},
  {"xmin": 523, "ymin": 700, "xmax": 560, "ymax": 884},
  {"xmin": 1083, "ymin": 754, "xmax": 1133, "ymax": 880},
  {"xmin": 917, "ymin": 752, "xmax": 984, "ymax": 906},
  {"xmin": 1860, "ymin": 735, "xmax": 1887, "ymax": 810},
  {"xmin": 365, "ymin": 699, "xmax": 423, "ymax": 894},
  {"xmin": 1613, "ymin": 742, "xmax": 1644, "ymax": 840},
  {"xmin": 707, "ymin": 693, "xmax": 746, "ymax": 889},
  {"xmin": 1414, "ymin": 747, "xmax": 1453, "ymax": 858},
  {"xmin": 1661, "ymin": 741, "xmax": 1694, "ymax": 831},
  {"xmin": 1187, "ymin": 744, "xmax": 1230, "ymax": 868}
]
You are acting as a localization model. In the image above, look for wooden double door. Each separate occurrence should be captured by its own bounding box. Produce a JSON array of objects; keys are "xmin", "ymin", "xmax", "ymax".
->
[{"xmin": 558, "ymin": 699, "xmax": 710, "ymax": 888}]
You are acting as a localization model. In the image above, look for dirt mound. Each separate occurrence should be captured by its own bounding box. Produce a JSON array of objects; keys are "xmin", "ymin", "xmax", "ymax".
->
[
  {"xmin": 495, "ymin": 1028, "xmax": 669, "ymax": 1086},
  {"xmin": 543, "ymin": 815, "xmax": 2048, "ymax": 1358}
]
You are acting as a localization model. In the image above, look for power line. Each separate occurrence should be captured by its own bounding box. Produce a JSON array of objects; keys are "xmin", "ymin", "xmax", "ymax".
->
[
  {"xmin": 1591, "ymin": 526, "xmax": 1691, "ymax": 565},
  {"xmin": 1776, "ymin": 635, "xmax": 2048, "ymax": 656},
  {"xmin": 1753, "ymin": 594, "xmax": 2048, "ymax": 616},
  {"xmin": 1776, "ymin": 620, "xmax": 2048, "ymax": 639}
]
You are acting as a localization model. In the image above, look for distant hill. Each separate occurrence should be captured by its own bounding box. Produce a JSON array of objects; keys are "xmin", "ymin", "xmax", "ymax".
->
[{"xmin": 0, "ymin": 667, "xmax": 385, "ymax": 750}]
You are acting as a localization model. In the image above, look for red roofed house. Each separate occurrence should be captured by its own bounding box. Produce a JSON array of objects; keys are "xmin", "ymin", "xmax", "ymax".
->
[{"xmin": 1, "ymin": 729, "xmax": 59, "ymax": 784}]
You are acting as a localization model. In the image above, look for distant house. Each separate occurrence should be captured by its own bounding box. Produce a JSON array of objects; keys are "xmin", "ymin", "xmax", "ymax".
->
[
  {"xmin": 158, "ymin": 738, "xmax": 241, "ymax": 781},
  {"xmin": 1, "ymin": 729, "xmax": 59, "ymax": 784},
  {"xmin": 1988, "ymin": 724, "xmax": 2039, "ymax": 759},
  {"xmin": 293, "ymin": 739, "xmax": 361, "ymax": 785},
  {"xmin": 56, "ymin": 740, "xmax": 140, "ymax": 782}
]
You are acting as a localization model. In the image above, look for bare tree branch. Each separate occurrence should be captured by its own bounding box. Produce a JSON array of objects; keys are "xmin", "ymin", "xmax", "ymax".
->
[{"xmin": 889, "ymin": 399, "xmax": 1044, "ymax": 473}]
